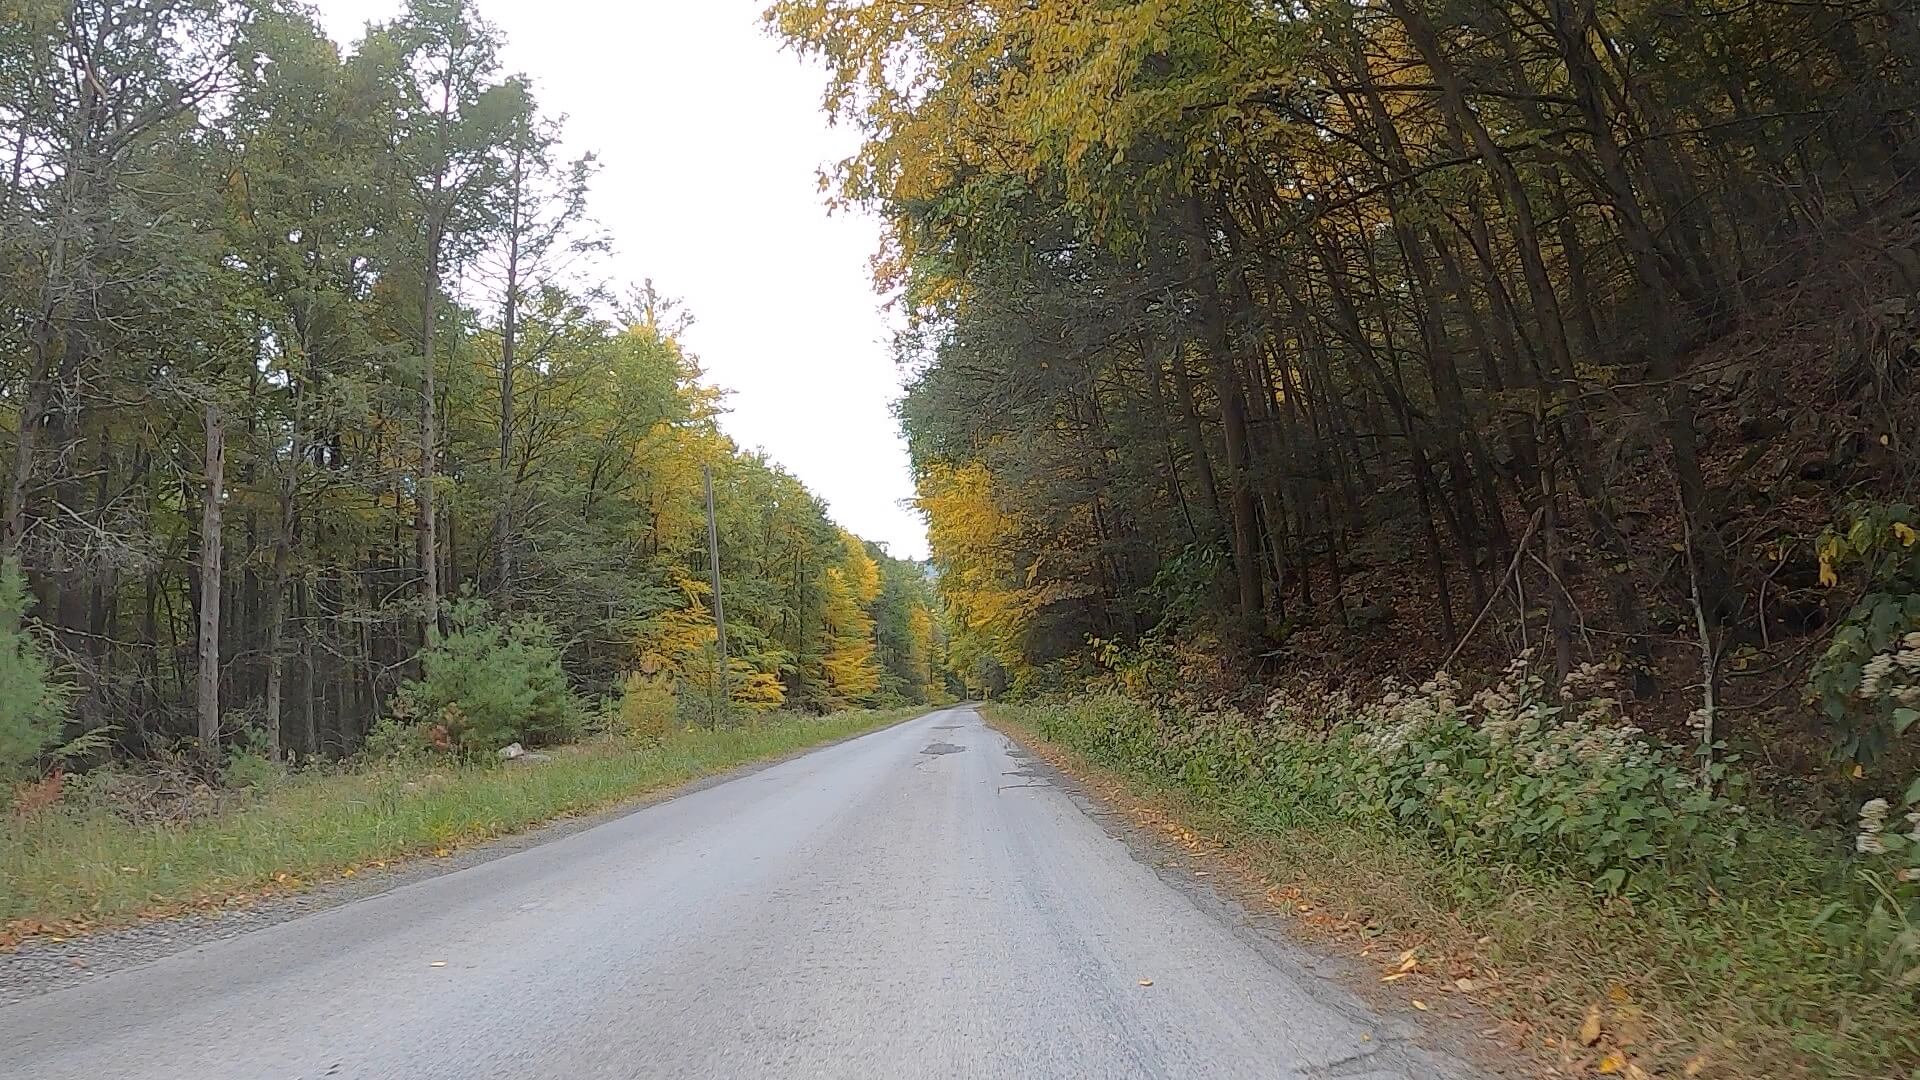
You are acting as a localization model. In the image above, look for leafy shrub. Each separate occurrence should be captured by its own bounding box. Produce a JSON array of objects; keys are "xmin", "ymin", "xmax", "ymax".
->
[
  {"xmin": 1339, "ymin": 660, "xmax": 1744, "ymax": 893},
  {"xmin": 1087, "ymin": 635, "xmax": 1178, "ymax": 699},
  {"xmin": 1807, "ymin": 503, "xmax": 1920, "ymax": 981},
  {"xmin": 0, "ymin": 560, "xmax": 71, "ymax": 780},
  {"xmin": 224, "ymin": 748, "xmax": 286, "ymax": 792},
  {"xmin": 1145, "ymin": 542, "xmax": 1229, "ymax": 630},
  {"xmin": 1810, "ymin": 502, "xmax": 1920, "ymax": 763},
  {"xmin": 1853, "ymin": 793, "xmax": 1920, "ymax": 981},
  {"xmin": 1028, "ymin": 655, "xmax": 1748, "ymax": 895},
  {"xmin": 616, "ymin": 670, "xmax": 676, "ymax": 742},
  {"xmin": 387, "ymin": 597, "xmax": 580, "ymax": 756},
  {"xmin": 362, "ymin": 716, "xmax": 448, "ymax": 762}
]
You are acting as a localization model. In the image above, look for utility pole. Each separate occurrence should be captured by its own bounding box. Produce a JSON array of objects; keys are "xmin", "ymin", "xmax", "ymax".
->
[{"xmin": 703, "ymin": 464, "xmax": 728, "ymax": 728}]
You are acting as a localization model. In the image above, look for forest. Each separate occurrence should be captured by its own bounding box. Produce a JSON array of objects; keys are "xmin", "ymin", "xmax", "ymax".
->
[
  {"xmin": 772, "ymin": 0, "xmax": 1917, "ymax": 790},
  {"xmin": 0, "ymin": 0, "xmax": 944, "ymax": 771}
]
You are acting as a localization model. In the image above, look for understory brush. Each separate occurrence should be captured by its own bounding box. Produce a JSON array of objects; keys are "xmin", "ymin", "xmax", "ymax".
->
[
  {"xmin": 999, "ymin": 674, "xmax": 1919, "ymax": 1078},
  {"xmin": 0, "ymin": 560, "xmax": 76, "ymax": 781}
]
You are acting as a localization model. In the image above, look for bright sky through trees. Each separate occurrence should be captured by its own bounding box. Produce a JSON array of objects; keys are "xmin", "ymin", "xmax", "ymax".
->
[{"xmin": 314, "ymin": 0, "xmax": 927, "ymax": 559}]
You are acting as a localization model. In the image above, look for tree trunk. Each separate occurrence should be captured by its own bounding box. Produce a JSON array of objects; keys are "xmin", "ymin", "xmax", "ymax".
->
[
  {"xmin": 1183, "ymin": 196, "xmax": 1264, "ymax": 629},
  {"xmin": 496, "ymin": 140, "xmax": 524, "ymax": 603},
  {"xmin": 1167, "ymin": 341, "xmax": 1224, "ymax": 529},
  {"xmin": 197, "ymin": 403, "xmax": 226, "ymax": 753},
  {"xmin": 419, "ymin": 229, "xmax": 442, "ymax": 645}
]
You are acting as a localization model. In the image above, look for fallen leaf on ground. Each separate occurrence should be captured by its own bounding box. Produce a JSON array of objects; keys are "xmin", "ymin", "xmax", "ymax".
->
[
  {"xmin": 1137, "ymin": 978, "xmax": 1153, "ymax": 987},
  {"xmin": 429, "ymin": 961, "xmax": 447, "ymax": 968},
  {"xmin": 1580, "ymin": 1004, "xmax": 1604, "ymax": 1046},
  {"xmin": 1597, "ymin": 1050, "xmax": 1627, "ymax": 1074},
  {"xmin": 1411, "ymin": 999, "xmax": 1429, "ymax": 1011}
]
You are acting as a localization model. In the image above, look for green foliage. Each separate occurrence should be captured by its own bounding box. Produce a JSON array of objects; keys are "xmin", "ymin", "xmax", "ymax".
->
[
  {"xmin": 1332, "ymin": 665, "xmax": 1745, "ymax": 894},
  {"xmin": 672, "ymin": 674, "xmax": 738, "ymax": 732},
  {"xmin": 1146, "ymin": 544, "xmax": 1228, "ymax": 631},
  {"xmin": 1811, "ymin": 503, "xmax": 1920, "ymax": 764},
  {"xmin": 1087, "ymin": 635, "xmax": 1180, "ymax": 699},
  {"xmin": 0, "ymin": 561, "xmax": 71, "ymax": 780},
  {"xmin": 388, "ymin": 595, "xmax": 580, "ymax": 756},
  {"xmin": 46, "ymin": 727, "xmax": 116, "ymax": 769},
  {"xmin": 362, "ymin": 716, "xmax": 445, "ymax": 763},
  {"xmin": 1851, "ymin": 795, "xmax": 1920, "ymax": 983},
  {"xmin": 1028, "ymin": 659, "xmax": 1748, "ymax": 896},
  {"xmin": 224, "ymin": 748, "xmax": 287, "ymax": 793}
]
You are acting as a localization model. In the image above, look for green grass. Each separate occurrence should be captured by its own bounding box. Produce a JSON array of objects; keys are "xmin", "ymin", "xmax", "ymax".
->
[
  {"xmin": 1, "ymin": 706, "xmax": 925, "ymax": 937},
  {"xmin": 988, "ymin": 699, "xmax": 1920, "ymax": 1080}
]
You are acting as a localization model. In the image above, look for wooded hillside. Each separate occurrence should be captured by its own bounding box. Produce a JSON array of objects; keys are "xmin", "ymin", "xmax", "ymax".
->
[
  {"xmin": 0, "ymin": 0, "xmax": 942, "ymax": 767},
  {"xmin": 774, "ymin": 0, "xmax": 1918, "ymax": 797}
]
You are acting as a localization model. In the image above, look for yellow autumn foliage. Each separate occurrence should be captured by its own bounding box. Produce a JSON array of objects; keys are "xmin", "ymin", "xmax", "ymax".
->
[
  {"xmin": 916, "ymin": 461, "xmax": 1036, "ymax": 689},
  {"xmin": 820, "ymin": 529, "xmax": 885, "ymax": 704}
]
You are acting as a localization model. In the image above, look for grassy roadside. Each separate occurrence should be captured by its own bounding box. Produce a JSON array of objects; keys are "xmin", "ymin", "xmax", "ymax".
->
[
  {"xmin": 1, "ymin": 705, "xmax": 926, "ymax": 942},
  {"xmin": 987, "ymin": 701, "xmax": 1917, "ymax": 1080}
]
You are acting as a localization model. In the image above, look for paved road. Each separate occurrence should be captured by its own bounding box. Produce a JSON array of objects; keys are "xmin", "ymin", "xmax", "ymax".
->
[{"xmin": 0, "ymin": 707, "xmax": 1481, "ymax": 1079}]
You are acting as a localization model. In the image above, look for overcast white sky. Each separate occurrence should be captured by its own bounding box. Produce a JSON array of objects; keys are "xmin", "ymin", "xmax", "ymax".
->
[{"xmin": 312, "ymin": 0, "xmax": 929, "ymax": 560}]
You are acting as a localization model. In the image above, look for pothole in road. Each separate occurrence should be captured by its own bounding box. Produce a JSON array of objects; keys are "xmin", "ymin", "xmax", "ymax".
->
[{"xmin": 920, "ymin": 742, "xmax": 967, "ymax": 756}]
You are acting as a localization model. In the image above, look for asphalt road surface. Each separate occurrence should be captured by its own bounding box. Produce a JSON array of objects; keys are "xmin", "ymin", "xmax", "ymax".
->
[{"xmin": 0, "ymin": 706, "xmax": 1483, "ymax": 1080}]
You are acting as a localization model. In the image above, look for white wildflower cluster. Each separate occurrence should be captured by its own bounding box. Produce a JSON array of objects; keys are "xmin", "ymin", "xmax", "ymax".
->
[
  {"xmin": 1262, "ymin": 687, "xmax": 1288, "ymax": 723},
  {"xmin": 1561, "ymin": 659, "xmax": 1618, "ymax": 701},
  {"xmin": 1470, "ymin": 651, "xmax": 1557, "ymax": 746},
  {"xmin": 1858, "ymin": 631, "xmax": 1920, "ymax": 707},
  {"xmin": 1858, "ymin": 797, "xmax": 1892, "ymax": 855},
  {"xmin": 1530, "ymin": 718, "xmax": 1662, "ymax": 778},
  {"xmin": 1355, "ymin": 670, "xmax": 1463, "ymax": 755},
  {"xmin": 1855, "ymin": 798, "xmax": 1920, "ymax": 887},
  {"xmin": 1339, "ymin": 649, "xmax": 1739, "ymax": 885},
  {"xmin": 1262, "ymin": 681, "xmax": 1354, "ymax": 729},
  {"xmin": 1356, "ymin": 651, "xmax": 1676, "ymax": 785}
]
